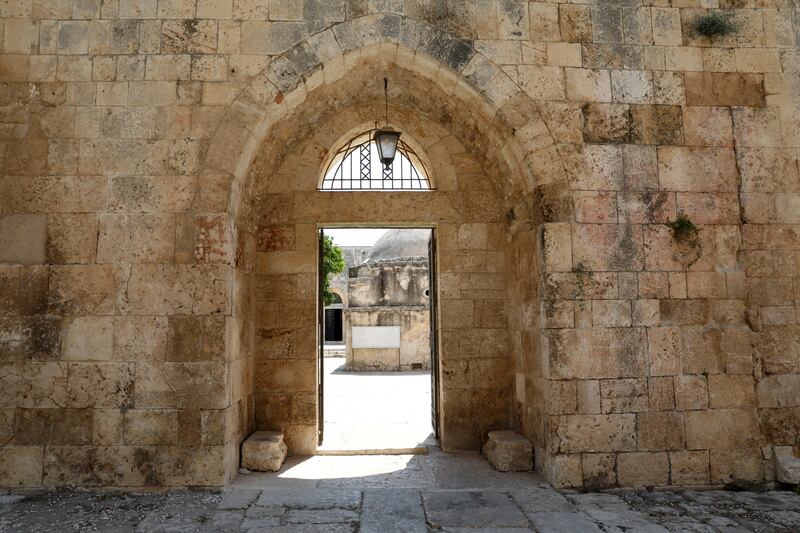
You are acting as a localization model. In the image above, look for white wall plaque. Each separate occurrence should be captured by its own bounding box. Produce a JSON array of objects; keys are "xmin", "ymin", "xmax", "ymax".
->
[{"xmin": 351, "ymin": 326, "xmax": 401, "ymax": 348}]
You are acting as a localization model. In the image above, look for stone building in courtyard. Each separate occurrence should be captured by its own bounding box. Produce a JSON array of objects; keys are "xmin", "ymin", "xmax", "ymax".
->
[{"xmin": 0, "ymin": 0, "xmax": 799, "ymax": 490}]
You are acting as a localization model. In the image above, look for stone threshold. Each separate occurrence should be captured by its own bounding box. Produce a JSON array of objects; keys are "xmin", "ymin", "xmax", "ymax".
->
[{"xmin": 316, "ymin": 446, "xmax": 429, "ymax": 456}]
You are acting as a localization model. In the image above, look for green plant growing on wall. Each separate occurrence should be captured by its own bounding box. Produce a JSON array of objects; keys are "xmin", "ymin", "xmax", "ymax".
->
[
  {"xmin": 322, "ymin": 234, "xmax": 345, "ymax": 306},
  {"xmin": 693, "ymin": 12, "xmax": 737, "ymax": 38},
  {"xmin": 667, "ymin": 215, "xmax": 699, "ymax": 243}
]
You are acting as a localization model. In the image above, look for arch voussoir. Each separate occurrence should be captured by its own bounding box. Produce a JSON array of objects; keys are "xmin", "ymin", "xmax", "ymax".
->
[{"xmin": 200, "ymin": 12, "xmax": 570, "ymax": 225}]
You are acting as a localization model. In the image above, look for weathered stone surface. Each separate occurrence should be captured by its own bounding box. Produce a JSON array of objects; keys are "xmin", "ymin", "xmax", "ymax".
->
[
  {"xmin": 257, "ymin": 486, "xmax": 360, "ymax": 509},
  {"xmin": 674, "ymin": 375, "xmax": 708, "ymax": 411},
  {"xmin": 46, "ymin": 214, "xmax": 98, "ymax": 264},
  {"xmin": 773, "ymin": 447, "xmax": 800, "ymax": 484},
  {"xmin": 637, "ymin": 412, "xmax": 683, "ymax": 451},
  {"xmin": 658, "ymin": 147, "xmax": 738, "ymax": 192},
  {"xmin": 757, "ymin": 375, "xmax": 800, "ymax": 408},
  {"xmin": 360, "ymin": 488, "xmax": 427, "ymax": 533},
  {"xmin": 482, "ymin": 430, "xmax": 533, "ymax": 472},
  {"xmin": 48, "ymin": 265, "xmax": 119, "ymax": 316},
  {"xmin": 572, "ymin": 224, "xmax": 643, "ymax": 272},
  {"xmin": 241, "ymin": 431, "xmax": 287, "ymax": 472},
  {"xmin": 710, "ymin": 449, "xmax": 763, "ymax": 484},
  {"xmin": 600, "ymin": 378, "xmax": 646, "ymax": 413},
  {"xmin": 530, "ymin": 511, "xmax": 604, "ymax": 533},
  {"xmin": 630, "ymin": 105, "xmax": 683, "ymax": 145},
  {"xmin": 0, "ymin": 446, "xmax": 42, "ymax": 487},
  {"xmin": 135, "ymin": 362, "xmax": 227, "ymax": 409},
  {"xmin": 617, "ymin": 452, "xmax": 669, "ymax": 487},
  {"xmin": 423, "ymin": 491, "xmax": 529, "ymax": 529},
  {"xmin": 62, "ymin": 316, "xmax": 114, "ymax": 361},
  {"xmin": 123, "ymin": 264, "xmax": 229, "ymax": 316},
  {"xmin": 66, "ymin": 363, "xmax": 134, "ymax": 408},
  {"xmin": 670, "ymin": 450, "xmax": 710, "ymax": 485},
  {"xmin": 0, "ymin": 215, "xmax": 46, "ymax": 265},
  {"xmin": 0, "ymin": 362, "xmax": 68, "ymax": 409},
  {"xmin": 553, "ymin": 414, "xmax": 636, "ymax": 453},
  {"xmin": 684, "ymin": 72, "xmax": 765, "ymax": 107},
  {"xmin": 546, "ymin": 328, "xmax": 647, "ymax": 380},
  {"xmin": 685, "ymin": 409, "xmax": 760, "ymax": 450},
  {"xmin": 123, "ymin": 409, "xmax": 178, "ymax": 446}
]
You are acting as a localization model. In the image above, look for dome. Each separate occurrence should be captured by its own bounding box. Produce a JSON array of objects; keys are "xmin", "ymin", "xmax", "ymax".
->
[{"xmin": 366, "ymin": 229, "xmax": 430, "ymax": 262}]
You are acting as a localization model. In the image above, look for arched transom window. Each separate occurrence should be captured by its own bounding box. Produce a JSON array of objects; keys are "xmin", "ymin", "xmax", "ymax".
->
[{"xmin": 319, "ymin": 129, "xmax": 432, "ymax": 191}]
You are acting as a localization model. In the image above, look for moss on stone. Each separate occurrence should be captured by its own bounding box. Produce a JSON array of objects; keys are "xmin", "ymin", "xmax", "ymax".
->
[
  {"xmin": 693, "ymin": 12, "xmax": 737, "ymax": 38},
  {"xmin": 667, "ymin": 215, "xmax": 699, "ymax": 242}
]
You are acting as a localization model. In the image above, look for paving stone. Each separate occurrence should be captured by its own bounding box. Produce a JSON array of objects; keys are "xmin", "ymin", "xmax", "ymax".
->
[
  {"xmin": 440, "ymin": 527, "xmax": 531, "ymax": 533},
  {"xmin": 240, "ymin": 516, "xmax": 284, "ymax": 529},
  {"xmin": 510, "ymin": 488, "xmax": 575, "ymax": 514},
  {"xmin": 658, "ymin": 520, "xmax": 715, "ymax": 532},
  {"xmin": 216, "ymin": 488, "xmax": 260, "ymax": 510},
  {"xmin": 423, "ymin": 491, "xmax": 529, "ymax": 528},
  {"xmin": 245, "ymin": 505, "xmax": 286, "ymax": 518},
  {"xmin": 206, "ymin": 510, "xmax": 243, "ymax": 530},
  {"xmin": 255, "ymin": 488, "xmax": 361, "ymax": 510},
  {"xmin": 529, "ymin": 511, "xmax": 604, "ymax": 533},
  {"xmin": 580, "ymin": 507, "xmax": 667, "ymax": 531},
  {"xmin": 567, "ymin": 493, "xmax": 627, "ymax": 506},
  {"xmin": 360, "ymin": 488, "xmax": 427, "ymax": 533},
  {"xmin": 769, "ymin": 511, "xmax": 800, "ymax": 528},
  {"xmin": 257, "ymin": 526, "xmax": 355, "ymax": 533},
  {"xmin": 285, "ymin": 509, "xmax": 359, "ymax": 523}
]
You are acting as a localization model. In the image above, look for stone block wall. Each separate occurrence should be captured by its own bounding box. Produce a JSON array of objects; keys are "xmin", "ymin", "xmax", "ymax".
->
[
  {"xmin": 0, "ymin": 0, "xmax": 798, "ymax": 488},
  {"xmin": 521, "ymin": 2, "xmax": 800, "ymax": 488},
  {"xmin": 346, "ymin": 307, "xmax": 431, "ymax": 371}
]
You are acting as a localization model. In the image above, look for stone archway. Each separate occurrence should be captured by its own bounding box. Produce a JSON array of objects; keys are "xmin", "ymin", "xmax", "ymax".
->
[
  {"xmin": 199, "ymin": 14, "xmax": 571, "ymax": 217},
  {"xmin": 216, "ymin": 62, "xmax": 568, "ymax": 464},
  {"xmin": 193, "ymin": 16, "xmax": 578, "ymax": 483}
]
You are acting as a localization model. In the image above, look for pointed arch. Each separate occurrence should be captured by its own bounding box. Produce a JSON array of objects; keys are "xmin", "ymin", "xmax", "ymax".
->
[{"xmin": 198, "ymin": 13, "xmax": 569, "ymax": 225}]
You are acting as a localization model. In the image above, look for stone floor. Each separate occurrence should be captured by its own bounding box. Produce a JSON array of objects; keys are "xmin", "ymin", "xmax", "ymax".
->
[
  {"xmin": 319, "ymin": 357, "xmax": 432, "ymax": 452},
  {"xmin": 2, "ymin": 449, "xmax": 799, "ymax": 532}
]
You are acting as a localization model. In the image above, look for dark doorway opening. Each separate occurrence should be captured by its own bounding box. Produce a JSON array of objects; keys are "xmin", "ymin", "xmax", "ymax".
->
[{"xmin": 324, "ymin": 308, "xmax": 343, "ymax": 342}]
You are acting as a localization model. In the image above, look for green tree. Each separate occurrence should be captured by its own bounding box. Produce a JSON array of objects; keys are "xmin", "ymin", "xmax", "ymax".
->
[{"xmin": 322, "ymin": 234, "xmax": 346, "ymax": 306}]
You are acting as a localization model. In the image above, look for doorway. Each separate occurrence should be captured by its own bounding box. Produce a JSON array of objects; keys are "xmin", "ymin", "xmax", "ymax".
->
[
  {"xmin": 324, "ymin": 308, "xmax": 343, "ymax": 342},
  {"xmin": 317, "ymin": 227, "xmax": 439, "ymax": 453}
]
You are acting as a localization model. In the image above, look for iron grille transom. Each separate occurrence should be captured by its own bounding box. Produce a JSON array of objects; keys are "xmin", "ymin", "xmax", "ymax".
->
[{"xmin": 319, "ymin": 129, "xmax": 432, "ymax": 191}]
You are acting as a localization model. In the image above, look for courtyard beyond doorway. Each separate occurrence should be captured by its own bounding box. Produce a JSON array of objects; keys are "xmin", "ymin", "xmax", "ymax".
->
[
  {"xmin": 318, "ymin": 357, "xmax": 433, "ymax": 454},
  {"xmin": 319, "ymin": 228, "xmax": 438, "ymax": 453}
]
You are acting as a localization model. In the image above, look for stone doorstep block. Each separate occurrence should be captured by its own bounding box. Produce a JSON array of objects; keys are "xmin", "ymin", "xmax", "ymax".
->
[
  {"xmin": 482, "ymin": 430, "xmax": 533, "ymax": 472},
  {"xmin": 241, "ymin": 431, "xmax": 287, "ymax": 472},
  {"xmin": 773, "ymin": 446, "xmax": 800, "ymax": 484}
]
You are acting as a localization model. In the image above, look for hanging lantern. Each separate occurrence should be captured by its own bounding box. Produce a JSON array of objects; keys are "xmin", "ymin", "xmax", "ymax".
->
[
  {"xmin": 373, "ymin": 129, "xmax": 401, "ymax": 168},
  {"xmin": 372, "ymin": 77, "xmax": 401, "ymax": 169}
]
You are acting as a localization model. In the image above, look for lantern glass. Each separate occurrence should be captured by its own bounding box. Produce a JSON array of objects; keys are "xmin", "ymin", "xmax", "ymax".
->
[{"xmin": 374, "ymin": 130, "xmax": 401, "ymax": 167}]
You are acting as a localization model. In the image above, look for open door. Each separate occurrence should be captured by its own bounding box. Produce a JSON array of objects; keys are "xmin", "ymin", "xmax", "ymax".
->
[
  {"xmin": 318, "ymin": 229, "xmax": 325, "ymax": 445},
  {"xmin": 428, "ymin": 230, "xmax": 440, "ymax": 439}
]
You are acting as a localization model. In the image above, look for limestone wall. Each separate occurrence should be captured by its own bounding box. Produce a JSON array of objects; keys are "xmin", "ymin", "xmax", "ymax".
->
[
  {"xmin": 345, "ymin": 307, "xmax": 431, "ymax": 371},
  {"xmin": 328, "ymin": 245, "xmax": 372, "ymax": 307},
  {"xmin": 349, "ymin": 259, "xmax": 429, "ymax": 308},
  {"xmin": 0, "ymin": 0, "xmax": 797, "ymax": 489}
]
